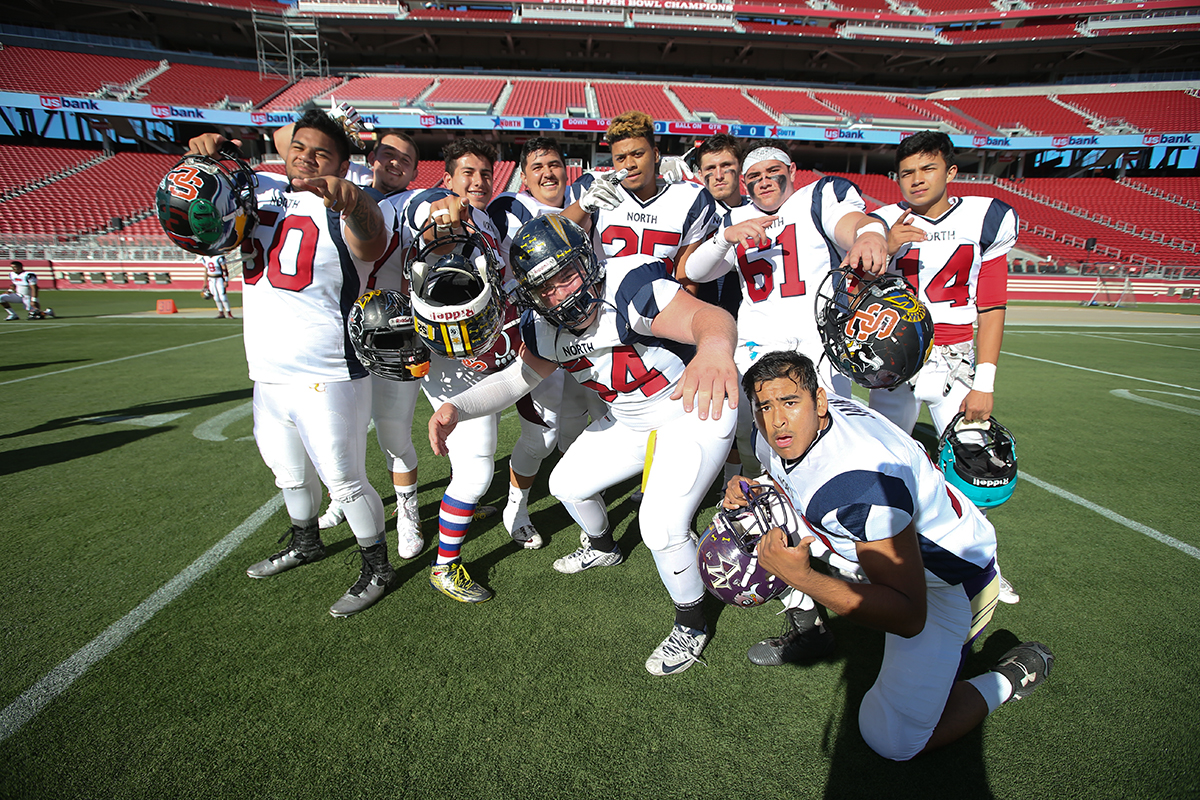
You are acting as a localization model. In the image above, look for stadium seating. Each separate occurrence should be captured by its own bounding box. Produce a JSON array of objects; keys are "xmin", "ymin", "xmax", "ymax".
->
[
  {"xmin": 0, "ymin": 145, "xmax": 100, "ymax": 196},
  {"xmin": 1058, "ymin": 91, "xmax": 1200, "ymax": 133},
  {"xmin": 0, "ymin": 152, "xmax": 179, "ymax": 237},
  {"xmin": 942, "ymin": 23, "xmax": 1082, "ymax": 43},
  {"xmin": 670, "ymin": 85, "xmax": 776, "ymax": 125},
  {"xmin": 0, "ymin": 46, "xmax": 159, "ymax": 97},
  {"xmin": 503, "ymin": 80, "xmax": 588, "ymax": 117},
  {"xmin": 948, "ymin": 95, "xmax": 1093, "ymax": 134},
  {"xmin": 174, "ymin": 0, "xmax": 288, "ymax": 10},
  {"xmin": 898, "ymin": 98, "xmax": 991, "ymax": 133},
  {"xmin": 425, "ymin": 78, "xmax": 507, "ymax": 109},
  {"xmin": 317, "ymin": 75, "xmax": 434, "ymax": 106},
  {"xmin": 1019, "ymin": 177, "xmax": 1200, "ymax": 247},
  {"xmin": 260, "ymin": 76, "xmax": 344, "ymax": 111},
  {"xmin": 1126, "ymin": 178, "xmax": 1200, "ymax": 210},
  {"xmin": 748, "ymin": 89, "xmax": 841, "ymax": 120},
  {"xmin": 405, "ymin": 8, "xmax": 511, "ymax": 20},
  {"xmin": 140, "ymin": 63, "xmax": 287, "ymax": 108},
  {"xmin": 816, "ymin": 93, "xmax": 928, "ymax": 124},
  {"xmin": 593, "ymin": 82, "xmax": 684, "ymax": 121},
  {"xmin": 738, "ymin": 21, "xmax": 840, "ymax": 36}
]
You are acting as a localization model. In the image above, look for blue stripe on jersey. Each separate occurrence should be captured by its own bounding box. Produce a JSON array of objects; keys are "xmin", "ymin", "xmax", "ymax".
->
[
  {"xmin": 807, "ymin": 469, "xmax": 915, "ymax": 541},
  {"xmin": 327, "ymin": 211, "xmax": 369, "ymax": 379},
  {"xmin": 918, "ymin": 533, "xmax": 988, "ymax": 586},
  {"xmin": 612, "ymin": 260, "xmax": 672, "ymax": 322},
  {"xmin": 404, "ymin": 187, "xmax": 452, "ymax": 231},
  {"xmin": 979, "ymin": 199, "xmax": 1012, "ymax": 255},
  {"xmin": 810, "ymin": 177, "xmax": 843, "ymax": 271},
  {"xmin": 682, "ymin": 187, "xmax": 715, "ymax": 237},
  {"xmin": 825, "ymin": 175, "xmax": 858, "ymax": 203},
  {"xmin": 519, "ymin": 308, "xmax": 543, "ymax": 360},
  {"xmin": 487, "ymin": 195, "xmax": 534, "ymax": 241}
]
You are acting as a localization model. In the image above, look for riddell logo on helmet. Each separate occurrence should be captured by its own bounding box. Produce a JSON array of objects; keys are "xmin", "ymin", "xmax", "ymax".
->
[
  {"xmin": 972, "ymin": 478, "xmax": 1010, "ymax": 487},
  {"xmin": 427, "ymin": 309, "xmax": 473, "ymax": 321}
]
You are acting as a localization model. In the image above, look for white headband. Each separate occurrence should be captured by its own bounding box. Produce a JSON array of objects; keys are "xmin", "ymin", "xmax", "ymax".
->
[{"xmin": 742, "ymin": 147, "xmax": 792, "ymax": 175}]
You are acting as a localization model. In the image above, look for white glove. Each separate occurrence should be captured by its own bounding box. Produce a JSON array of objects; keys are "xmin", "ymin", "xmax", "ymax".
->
[
  {"xmin": 659, "ymin": 155, "xmax": 691, "ymax": 184},
  {"xmin": 578, "ymin": 169, "xmax": 627, "ymax": 213},
  {"xmin": 328, "ymin": 102, "xmax": 365, "ymax": 137}
]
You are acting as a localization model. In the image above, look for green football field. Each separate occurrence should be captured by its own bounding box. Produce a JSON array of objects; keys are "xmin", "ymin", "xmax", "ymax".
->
[{"xmin": 2, "ymin": 291, "xmax": 1198, "ymax": 800}]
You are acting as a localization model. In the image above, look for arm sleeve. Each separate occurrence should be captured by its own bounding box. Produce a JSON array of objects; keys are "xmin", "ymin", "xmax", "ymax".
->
[
  {"xmin": 684, "ymin": 234, "xmax": 736, "ymax": 282},
  {"xmin": 451, "ymin": 358, "xmax": 546, "ymax": 420}
]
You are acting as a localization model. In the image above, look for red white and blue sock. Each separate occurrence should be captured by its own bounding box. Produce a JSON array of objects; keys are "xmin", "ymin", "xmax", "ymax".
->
[{"xmin": 435, "ymin": 494, "xmax": 475, "ymax": 565}]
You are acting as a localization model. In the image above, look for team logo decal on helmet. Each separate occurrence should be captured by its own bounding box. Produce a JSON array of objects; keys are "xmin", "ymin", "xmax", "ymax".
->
[
  {"xmin": 938, "ymin": 413, "xmax": 1018, "ymax": 509},
  {"xmin": 348, "ymin": 289, "xmax": 431, "ymax": 381},
  {"xmin": 815, "ymin": 267, "xmax": 934, "ymax": 390},
  {"xmin": 156, "ymin": 143, "xmax": 257, "ymax": 256},
  {"xmin": 698, "ymin": 482, "xmax": 801, "ymax": 607},
  {"xmin": 508, "ymin": 214, "xmax": 605, "ymax": 331},
  {"xmin": 408, "ymin": 217, "xmax": 505, "ymax": 360}
]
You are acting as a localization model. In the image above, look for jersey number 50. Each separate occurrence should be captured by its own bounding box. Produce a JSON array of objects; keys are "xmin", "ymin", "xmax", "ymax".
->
[{"xmin": 241, "ymin": 210, "xmax": 317, "ymax": 292}]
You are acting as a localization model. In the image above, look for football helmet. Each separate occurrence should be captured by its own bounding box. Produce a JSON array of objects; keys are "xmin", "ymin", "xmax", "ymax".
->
[
  {"xmin": 348, "ymin": 289, "xmax": 431, "ymax": 381},
  {"xmin": 697, "ymin": 482, "xmax": 801, "ymax": 607},
  {"xmin": 409, "ymin": 218, "xmax": 505, "ymax": 360},
  {"xmin": 815, "ymin": 267, "xmax": 934, "ymax": 390},
  {"xmin": 156, "ymin": 143, "xmax": 257, "ymax": 256},
  {"xmin": 938, "ymin": 413, "xmax": 1018, "ymax": 509},
  {"xmin": 508, "ymin": 215, "xmax": 605, "ymax": 331}
]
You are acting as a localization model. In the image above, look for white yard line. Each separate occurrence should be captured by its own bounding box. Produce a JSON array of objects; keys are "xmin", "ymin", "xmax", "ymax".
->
[
  {"xmin": 1023, "ymin": 473, "xmax": 1200, "ymax": 561},
  {"xmin": 0, "ymin": 335, "xmax": 242, "ymax": 386},
  {"xmin": 0, "ymin": 494, "xmax": 283, "ymax": 744},
  {"xmin": 1000, "ymin": 350, "xmax": 1199, "ymax": 393}
]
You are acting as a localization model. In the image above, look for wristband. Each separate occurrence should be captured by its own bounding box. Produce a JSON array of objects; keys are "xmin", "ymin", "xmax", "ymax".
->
[
  {"xmin": 973, "ymin": 362, "xmax": 996, "ymax": 393},
  {"xmin": 859, "ymin": 222, "xmax": 887, "ymax": 239}
]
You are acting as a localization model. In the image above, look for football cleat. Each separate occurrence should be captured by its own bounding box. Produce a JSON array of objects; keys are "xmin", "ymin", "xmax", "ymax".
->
[
  {"xmin": 4, "ymin": 313, "xmax": 18, "ymax": 321},
  {"xmin": 429, "ymin": 560, "xmax": 492, "ymax": 603},
  {"xmin": 552, "ymin": 531, "xmax": 624, "ymax": 574},
  {"xmin": 246, "ymin": 524, "xmax": 325, "ymax": 578},
  {"xmin": 747, "ymin": 605, "xmax": 835, "ymax": 666},
  {"xmin": 395, "ymin": 493, "xmax": 424, "ymax": 560},
  {"xmin": 998, "ymin": 575, "xmax": 1020, "ymax": 605},
  {"xmin": 646, "ymin": 624, "xmax": 709, "ymax": 676},
  {"xmin": 508, "ymin": 523, "xmax": 544, "ymax": 550},
  {"xmin": 318, "ymin": 500, "xmax": 346, "ymax": 530},
  {"xmin": 993, "ymin": 641, "xmax": 1053, "ymax": 700},
  {"xmin": 329, "ymin": 542, "xmax": 397, "ymax": 618},
  {"xmin": 473, "ymin": 505, "xmax": 498, "ymax": 522}
]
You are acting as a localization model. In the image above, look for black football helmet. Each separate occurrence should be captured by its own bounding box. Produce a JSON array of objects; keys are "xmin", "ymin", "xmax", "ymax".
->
[
  {"xmin": 938, "ymin": 413, "xmax": 1018, "ymax": 509},
  {"xmin": 508, "ymin": 214, "xmax": 605, "ymax": 331},
  {"xmin": 156, "ymin": 143, "xmax": 257, "ymax": 256},
  {"xmin": 348, "ymin": 289, "xmax": 431, "ymax": 381},
  {"xmin": 815, "ymin": 267, "xmax": 934, "ymax": 390},
  {"xmin": 409, "ymin": 217, "xmax": 505, "ymax": 360},
  {"xmin": 697, "ymin": 482, "xmax": 802, "ymax": 607}
]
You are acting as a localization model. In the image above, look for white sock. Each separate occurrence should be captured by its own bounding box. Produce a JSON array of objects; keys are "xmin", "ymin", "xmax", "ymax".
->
[
  {"xmin": 966, "ymin": 671, "xmax": 1014, "ymax": 714},
  {"xmin": 396, "ymin": 484, "xmax": 417, "ymax": 505},
  {"xmin": 504, "ymin": 483, "xmax": 531, "ymax": 532}
]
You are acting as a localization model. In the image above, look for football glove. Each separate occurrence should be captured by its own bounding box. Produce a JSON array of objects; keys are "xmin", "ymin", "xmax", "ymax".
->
[
  {"xmin": 578, "ymin": 169, "xmax": 627, "ymax": 213},
  {"xmin": 328, "ymin": 102, "xmax": 369, "ymax": 147},
  {"xmin": 659, "ymin": 155, "xmax": 692, "ymax": 184}
]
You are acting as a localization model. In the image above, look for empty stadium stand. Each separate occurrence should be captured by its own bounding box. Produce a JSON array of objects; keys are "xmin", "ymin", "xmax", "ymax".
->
[
  {"xmin": 816, "ymin": 93, "xmax": 928, "ymax": 125},
  {"xmin": 139, "ymin": 63, "xmax": 287, "ymax": 108},
  {"xmin": 425, "ymin": 78, "xmax": 507, "ymax": 110},
  {"xmin": 947, "ymin": 95, "xmax": 1094, "ymax": 135},
  {"xmin": 0, "ymin": 46, "xmax": 159, "ymax": 97},
  {"xmin": 748, "ymin": 89, "xmax": 841, "ymax": 121},
  {"xmin": 592, "ymin": 82, "xmax": 684, "ymax": 122},
  {"xmin": 317, "ymin": 75, "xmax": 434, "ymax": 106},
  {"xmin": 502, "ymin": 80, "xmax": 588, "ymax": 117},
  {"xmin": 0, "ymin": 145, "xmax": 101, "ymax": 196},
  {"xmin": 261, "ymin": 76, "xmax": 345, "ymax": 111},
  {"xmin": 670, "ymin": 85, "xmax": 776, "ymax": 125},
  {"xmin": 942, "ymin": 23, "xmax": 1083, "ymax": 43},
  {"xmin": 1058, "ymin": 91, "xmax": 1200, "ymax": 133}
]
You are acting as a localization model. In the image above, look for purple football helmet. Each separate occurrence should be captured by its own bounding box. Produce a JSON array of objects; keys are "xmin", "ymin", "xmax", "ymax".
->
[{"xmin": 697, "ymin": 482, "xmax": 801, "ymax": 607}]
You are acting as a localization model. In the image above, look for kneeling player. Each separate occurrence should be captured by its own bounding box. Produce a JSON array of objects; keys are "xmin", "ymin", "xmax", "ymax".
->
[
  {"xmin": 729, "ymin": 350, "xmax": 1051, "ymax": 760},
  {"xmin": 429, "ymin": 215, "xmax": 739, "ymax": 675}
]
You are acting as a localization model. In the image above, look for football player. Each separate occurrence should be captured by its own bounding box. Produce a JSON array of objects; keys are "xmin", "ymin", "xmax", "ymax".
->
[
  {"xmin": 316, "ymin": 129, "xmax": 431, "ymax": 565},
  {"xmin": 867, "ymin": 131, "xmax": 1021, "ymax": 603},
  {"xmin": 428, "ymin": 215, "xmax": 740, "ymax": 675},
  {"xmin": 563, "ymin": 110, "xmax": 716, "ymax": 283},
  {"xmin": 2, "ymin": 261, "xmax": 52, "ymax": 321},
  {"xmin": 731, "ymin": 350, "xmax": 1052, "ymax": 760},
  {"xmin": 409, "ymin": 139, "xmax": 518, "ymax": 604},
  {"xmin": 186, "ymin": 110, "xmax": 397, "ymax": 618},
  {"xmin": 197, "ymin": 253, "xmax": 232, "ymax": 318},
  {"xmin": 485, "ymin": 137, "xmax": 601, "ymax": 551}
]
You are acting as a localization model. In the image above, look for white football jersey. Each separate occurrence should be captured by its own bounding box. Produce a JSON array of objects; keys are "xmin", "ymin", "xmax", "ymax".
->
[
  {"xmin": 872, "ymin": 196, "xmax": 1017, "ymax": 345},
  {"xmin": 717, "ymin": 176, "xmax": 865, "ymax": 373},
  {"xmin": 199, "ymin": 255, "xmax": 226, "ymax": 277},
  {"xmin": 486, "ymin": 191, "xmax": 564, "ymax": 268},
  {"xmin": 240, "ymin": 171, "xmax": 392, "ymax": 384},
  {"xmin": 755, "ymin": 394, "xmax": 996, "ymax": 589},
  {"xmin": 521, "ymin": 255, "xmax": 690, "ymax": 431},
  {"xmin": 570, "ymin": 175, "xmax": 715, "ymax": 270},
  {"xmin": 10, "ymin": 270, "xmax": 36, "ymax": 290},
  {"xmin": 367, "ymin": 187, "xmax": 452, "ymax": 292}
]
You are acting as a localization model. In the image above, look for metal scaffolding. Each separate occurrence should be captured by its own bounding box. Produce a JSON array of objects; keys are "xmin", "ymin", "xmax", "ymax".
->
[{"xmin": 253, "ymin": 11, "xmax": 326, "ymax": 82}]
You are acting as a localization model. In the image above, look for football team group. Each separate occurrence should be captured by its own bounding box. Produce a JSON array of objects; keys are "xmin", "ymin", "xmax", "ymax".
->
[{"xmin": 156, "ymin": 103, "xmax": 1052, "ymax": 762}]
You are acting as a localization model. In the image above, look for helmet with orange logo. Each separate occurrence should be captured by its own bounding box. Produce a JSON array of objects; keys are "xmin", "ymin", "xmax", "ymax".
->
[
  {"xmin": 815, "ymin": 267, "xmax": 933, "ymax": 389},
  {"xmin": 156, "ymin": 142, "xmax": 257, "ymax": 256}
]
